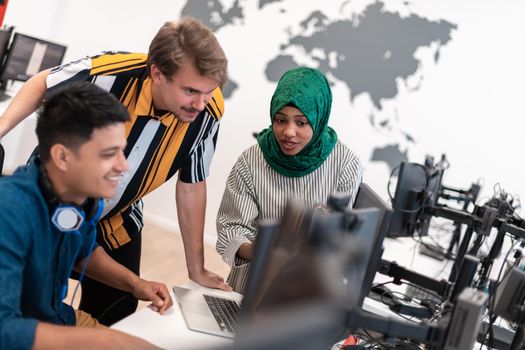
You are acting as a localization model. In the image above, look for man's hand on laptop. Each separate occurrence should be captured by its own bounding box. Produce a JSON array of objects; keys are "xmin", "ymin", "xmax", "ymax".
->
[
  {"xmin": 190, "ymin": 268, "xmax": 232, "ymax": 292},
  {"xmin": 131, "ymin": 279, "xmax": 173, "ymax": 314}
]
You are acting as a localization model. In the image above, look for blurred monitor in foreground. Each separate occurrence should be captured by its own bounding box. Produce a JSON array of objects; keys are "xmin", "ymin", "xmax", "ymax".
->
[
  {"xmin": 233, "ymin": 197, "xmax": 383, "ymax": 349},
  {"xmin": 352, "ymin": 183, "xmax": 393, "ymax": 305}
]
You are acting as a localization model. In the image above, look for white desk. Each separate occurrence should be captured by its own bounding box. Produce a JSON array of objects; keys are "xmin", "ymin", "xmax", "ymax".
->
[
  {"xmin": 111, "ymin": 281, "xmax": 241, "ymax": 350},
  {"xmin": 110, "ymin": 239, "xmax": 444, "ymax": 349},
  {"xmin": 110, "ymin": 238, "xmax": 451, "ymax": 349},
  {"xmin": 382, "ymin": 236, "xmax": 451, "ymax": 278},
  {"xmin": 111, "ymin": 237, "xmax": 509, "ymax": 350}
]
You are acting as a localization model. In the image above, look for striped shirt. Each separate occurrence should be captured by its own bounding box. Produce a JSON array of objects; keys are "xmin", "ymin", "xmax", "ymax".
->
[
  {"xmin": 216, "ymin": 140, "xmax": 362, "ymax": 293},
  {"xmin": 47, "ymin": 52, "xmax": 224, "ymax": 249}
]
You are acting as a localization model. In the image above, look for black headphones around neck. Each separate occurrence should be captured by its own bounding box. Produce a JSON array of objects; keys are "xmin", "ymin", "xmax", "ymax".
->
[{"xmin": 36, "ymin": 158, "xmax": 103, "ymax": 232}]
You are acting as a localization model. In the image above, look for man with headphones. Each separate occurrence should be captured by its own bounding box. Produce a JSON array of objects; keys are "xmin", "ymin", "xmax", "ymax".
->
[{"xmin": 0, "ymin": 82, "xmax": 172, "ymax": 350}]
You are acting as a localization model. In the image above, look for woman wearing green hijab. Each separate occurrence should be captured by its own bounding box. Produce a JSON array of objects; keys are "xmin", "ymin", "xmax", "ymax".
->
[{"xmin": 216, "ymin": 67, "xmax": 362, "ymax": 293}]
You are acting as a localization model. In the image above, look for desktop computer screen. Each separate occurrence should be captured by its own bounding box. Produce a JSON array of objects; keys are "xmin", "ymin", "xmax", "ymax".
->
[
  {"xmin": 241, "ymin": 199, "xmax": 330, "ymax": 315},
  {"xmin": 0, "ymin": 32, "xmax": 66, "ymax": 83},
  {"xmin": 353, "ymin": 183, "xmax": 393, "ymax": 306},
  {"xmin": 0, "ymin": 26, "xmax": 12, "ymax": 97},
  {"xmin": 310, "ymin": 207, "xmax": 384, "ymax": 309},
  {"xmin": 0, "ymin": 26, "xmax": 12, "ymax": 69},
  {"xmin": 240, "ymin": 197, "xmax": 384, "ymax": 311},
  {"xmin": 237, "ymin": 198, "xmax": 375, "ymax": 349},
  {"xmin": 388, "ymin": 162, "xmax": 444, "ymax": 238},
  {"xmin": 417, "ymin": 166, "xmax": 444, "ymax": 236}
]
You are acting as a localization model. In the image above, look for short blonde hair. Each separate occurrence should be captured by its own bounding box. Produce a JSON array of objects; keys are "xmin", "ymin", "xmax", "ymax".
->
[{"xmin": 147, "ymin": 17, "xmax": 228, "ymax": 88}]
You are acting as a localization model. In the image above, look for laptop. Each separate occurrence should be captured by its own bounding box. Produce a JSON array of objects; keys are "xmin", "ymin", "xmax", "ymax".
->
[
  {"xmin": 172, "ymin": 285, "xmax": 242, "ymax": 338},
  {"xmin": 173, "ymin": 220, "xmax": 280, "ymax": 338}
]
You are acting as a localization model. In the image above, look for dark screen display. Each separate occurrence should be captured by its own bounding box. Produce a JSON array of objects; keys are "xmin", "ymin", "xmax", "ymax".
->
[
  {"xmin": 389, "ymin": 162, "xmax": 429, "ymax": 237},
  {"xmin": 0, "ymin": 27, "xmax": 12, "ymax": 69},
  {"xmin": 1, "ymin": 33, "xmax": 66, "ymax": 82},
  {"xmin": 353, "ymin": 183, "xmax": 393, "ymax": 306}
]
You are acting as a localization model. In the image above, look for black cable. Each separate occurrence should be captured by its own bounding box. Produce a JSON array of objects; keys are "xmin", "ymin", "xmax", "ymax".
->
[
  {"xmin": 378, "ymin": 290, "xmax": 428, "ymax": 323},
  {"xmin": 468, "ymin": 234, "xmax": 486, "ymax": 256},
  {"xmin": 386, "ymin": 164, "xmax": 402, "ymax": 202},
  {"xmin": 371, "ymin": 280, "xmax": 395, "ymax": 290},
  {"xmin": 413, "ymin": 235, "xmax": 449, "ymax": 260}
]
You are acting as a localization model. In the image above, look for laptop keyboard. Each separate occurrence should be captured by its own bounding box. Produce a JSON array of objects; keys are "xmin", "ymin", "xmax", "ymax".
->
[{"xmin": 203, "ymin": 294, "xmax": 241, "ymax": 333}]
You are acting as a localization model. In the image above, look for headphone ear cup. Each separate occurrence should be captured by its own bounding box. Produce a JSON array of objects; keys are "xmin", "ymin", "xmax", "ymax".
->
[
  {"xmin": 38, "ymin": 159, "xmax": 88, "ymax": 232},
  {"xmin": 52, "ymin": 205, "xmax": 85, "ymax": 232}
]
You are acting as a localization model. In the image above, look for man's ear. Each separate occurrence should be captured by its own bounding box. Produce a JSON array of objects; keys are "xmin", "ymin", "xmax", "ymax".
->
[
  {"xmin": 150, "ymin": 64, "xmax": 163, "ymax": 83},
  {"xmin": 49, "ymin": 144, "xmax": 71, "ymax": 171}
]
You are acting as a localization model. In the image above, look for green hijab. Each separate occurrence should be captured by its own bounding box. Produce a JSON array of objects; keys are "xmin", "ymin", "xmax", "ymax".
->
[{"xmin": 257, "ymin": 67, "xmax": 337, "ymax": 177}]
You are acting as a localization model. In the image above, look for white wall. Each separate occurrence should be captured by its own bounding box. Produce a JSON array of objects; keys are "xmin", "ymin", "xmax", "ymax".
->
[
  {"xmin": 2, "ymin": 0, "xmax": 61, "ymax": 37},
  {"xmin": 3, "ymin": 0, "xmax": 525, "ymax": 244},
  {"xmin": 4, "ymin": 0, "xmax": 185, "ymax": 62}
]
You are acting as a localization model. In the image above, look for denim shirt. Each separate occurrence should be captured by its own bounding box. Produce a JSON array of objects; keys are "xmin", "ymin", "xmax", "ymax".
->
[{"xmin": 0, "ymin": 160, "xmax": 97, "ymax": 350}]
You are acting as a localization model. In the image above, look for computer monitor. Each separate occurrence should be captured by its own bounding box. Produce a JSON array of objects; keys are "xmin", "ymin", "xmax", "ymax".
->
[
  {"xmin": 388, "ymin": 162, "xmax": 444, "ymax": 238},
  {"xmin": 241, "ymin": 199, "xmax": 332, "ymax": 315},
  {"xmin": 241, "ymin": 220, "xmax": 279, "ymax": 307},
  {"xmin": 243, "ymin": 197, "xmax": 384, "ymax": 310},
  {"xmin": 0, "ymin": 26, "xmax": 12, "ymax": 68},
  {"xmin": 0, "ymin": 32, "xmax": 66, "ymax": 85},
  {"xmin": 418, "ymin": 165, "xmax": 444, "ymax": 236},
  {"xmin": 0, "ymin": 26, "xmax": 13, "ymax": 98},
  {"xmin": 312, "ymin": 208, "xmax": 384, "ymax": 309},
  {"xmin": 353, "ymin": 183, "xmax": 393, "ymax": 306},
  {"xmin": 237, "ymin": 199, "xmax": 363, "ymax": 348}
]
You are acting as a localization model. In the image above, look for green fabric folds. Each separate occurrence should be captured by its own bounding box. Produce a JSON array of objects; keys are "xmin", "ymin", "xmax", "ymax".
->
[{"xmin": 257, "ymin": 67, "xmax": 337, "ymax": 177}]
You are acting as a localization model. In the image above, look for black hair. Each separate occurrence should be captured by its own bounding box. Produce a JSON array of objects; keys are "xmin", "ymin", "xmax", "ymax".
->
[{"xmin": 36, "ymin": 81, "xmax": 130, "ymax": 162}]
